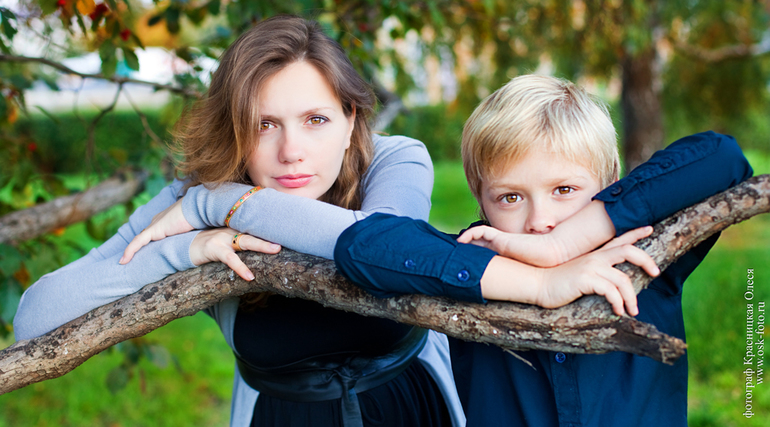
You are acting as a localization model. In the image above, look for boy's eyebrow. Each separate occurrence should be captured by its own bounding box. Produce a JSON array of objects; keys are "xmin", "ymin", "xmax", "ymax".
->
[{"xmin": 487, "ymin": 173, "xmax": 595, "ymax": 189}]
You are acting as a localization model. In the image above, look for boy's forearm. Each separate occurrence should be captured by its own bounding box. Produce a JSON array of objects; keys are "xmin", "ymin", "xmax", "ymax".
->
[
  {"xmin": 543, "ymin": 200, "xmax": 617, "ymax": 263},
  {"xmin": 479, "ymin": 256, "xmax": 541, "ymax": 303}
]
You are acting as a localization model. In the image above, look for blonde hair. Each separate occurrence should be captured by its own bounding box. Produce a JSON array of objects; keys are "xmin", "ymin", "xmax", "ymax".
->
[
  {"xmin": 462, "ymin": 74, "xmax": 619, "ymax": 204},
  {"xmin": 174, "ymin": 15, "xmax": 375, "ymax": 211}
]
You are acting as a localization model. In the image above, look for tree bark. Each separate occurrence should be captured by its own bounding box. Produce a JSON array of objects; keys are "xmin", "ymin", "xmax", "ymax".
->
[
  {"xmin": 1, "ymin": 175, "xmax": 768, "ymax": 395},
  {"xmin": 621, "ymin": 48, "xmax": 665, "ymax": 172},
  {"xmin": 0, "ymin": 171, "xmax": 148, "ymax": 245}
]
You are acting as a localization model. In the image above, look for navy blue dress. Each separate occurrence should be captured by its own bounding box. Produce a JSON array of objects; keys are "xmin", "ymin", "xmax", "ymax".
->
[{"xmin": 234, "ymin": 295, "xmax": 451, "ymax": 427}]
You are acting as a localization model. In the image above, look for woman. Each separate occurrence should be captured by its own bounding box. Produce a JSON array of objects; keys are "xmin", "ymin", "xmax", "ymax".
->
[{"xmin": 14, "ymin": 16, "xmax": 463, "ymax": 427}]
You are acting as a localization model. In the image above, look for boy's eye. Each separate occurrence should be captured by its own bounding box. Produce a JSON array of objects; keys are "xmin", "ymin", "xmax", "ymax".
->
[
  {"xmin": 554, "ymin": 186, "xmax": 574, "ymax": 195},
  {"xmin": 307, "ymin": 116, "xmax": 328, "ymax": 125},
  {"xmin": 501, "ymin": 194, "xmax": 521, "ymax": 204}
]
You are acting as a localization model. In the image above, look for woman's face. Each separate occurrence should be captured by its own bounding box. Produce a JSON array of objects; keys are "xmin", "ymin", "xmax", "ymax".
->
[{"xmin": 246, "ymin": 61, "xmax": 356, "ymax": 200}]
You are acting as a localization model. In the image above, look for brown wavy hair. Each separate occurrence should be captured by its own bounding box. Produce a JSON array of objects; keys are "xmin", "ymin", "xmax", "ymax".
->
[
  {"xmin": 174, "ymin": 15, "xmax": 375, "ymax": 210},
  {"xmin": 173, "ymin": 15, "xmax": 376, "ymax": 308}
]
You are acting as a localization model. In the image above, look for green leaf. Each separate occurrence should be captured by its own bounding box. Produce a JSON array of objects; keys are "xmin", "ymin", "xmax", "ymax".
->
[
  {"xmin": 0, "ymin": 276, "xmax": 22, "ymax": 326},
  {"xmin": 0, "ymin": 244, "xmax": 23, "ymax": 276},
  {"xmin": 0, "ymin": 7, "xmax": 17, "ymax": 40},
  {"xmin": 147, "ymin": 13, "xmax": 164, "ymax": 27},
  {"xmin": 165, "ymin": 7, "xmax": 181, "ymax": 34},
  {"xmin": 106, "ymin": 364, "xmax": 131, "ymax": 394},
  {"xmin": 38, "ymin": 0, "xmax": 59, "ymax": 15},
  {"xmin": 131, "ymin": 33, "xmax": 145, "ymax": 50},
  {"xmin": 99, "ymin": 42, "xmax": 117, "ymax": 77},
  {"xmin": 122, "ymin": 47, "xmax": 140, "ymax": 71},
  {"xmin": 207, "ymin": 0, "xmax": 221, "ymax": 15}
]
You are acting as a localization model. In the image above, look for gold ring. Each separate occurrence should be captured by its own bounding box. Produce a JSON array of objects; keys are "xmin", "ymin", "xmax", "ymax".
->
[{"xmin": 232, "ymin": 233, "xmax": 243, "ymax": 251}]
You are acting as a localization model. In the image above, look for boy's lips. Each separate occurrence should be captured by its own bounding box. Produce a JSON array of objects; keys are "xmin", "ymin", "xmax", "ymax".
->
[{"xmin": 274, "ymin": 174, "xmax": 313, "ymax": 188}]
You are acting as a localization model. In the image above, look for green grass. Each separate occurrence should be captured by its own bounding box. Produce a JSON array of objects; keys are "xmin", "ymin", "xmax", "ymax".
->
[
  {"xmin": 0, "ymin": 313, "xmax": 233, "ymax": 427},
  {"xmin": 1, "ymin": 150, "xmax": 769, "ymax": 425},
  {"xmin": 429, "ymin": 160, "xmax": 479, "ymax": 232}
]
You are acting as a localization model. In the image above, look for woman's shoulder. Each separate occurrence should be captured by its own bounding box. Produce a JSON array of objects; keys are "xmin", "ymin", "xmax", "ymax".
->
[
  {"xmin": 370, "ymin": 134, "xmax": 431, "ymax": 169},
  {"xmin": 372, "ymin": 133, "xmax": 428, "ymax": 154}
]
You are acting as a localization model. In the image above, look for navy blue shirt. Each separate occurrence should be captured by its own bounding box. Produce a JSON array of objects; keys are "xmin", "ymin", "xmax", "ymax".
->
[{"xmin": 335, "ymin": 132, "xmax": 753, "ymax": 427}]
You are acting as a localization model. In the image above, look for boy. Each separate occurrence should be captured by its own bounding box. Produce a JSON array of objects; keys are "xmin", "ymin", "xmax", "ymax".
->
[{"xmin": 335, "ymin": 75, "xmax": 752, "ymax": 426}]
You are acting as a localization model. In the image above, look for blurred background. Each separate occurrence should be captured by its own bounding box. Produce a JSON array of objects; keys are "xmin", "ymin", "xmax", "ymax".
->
[{"xmin": 0, "ymin": 0, "xmax": 768, "ymax": 425}]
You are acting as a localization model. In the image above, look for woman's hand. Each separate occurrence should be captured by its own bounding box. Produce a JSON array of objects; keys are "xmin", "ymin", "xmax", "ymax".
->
[
  {"xmin": 535, "ymin": 232, "xmax": 660, "ymax": 316},
  {"xmin": 120, "ymin": 199, "xmax": 193, "ymax": 264},
  {"xmin": 190, "ymin": 228, "xmax": 282, "ymax": 281}
]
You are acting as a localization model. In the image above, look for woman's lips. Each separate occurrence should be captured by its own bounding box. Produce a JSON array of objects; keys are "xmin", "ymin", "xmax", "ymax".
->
[{"xmin": 274, "ymin": 174, "xmax": 313, "ymax": 188}]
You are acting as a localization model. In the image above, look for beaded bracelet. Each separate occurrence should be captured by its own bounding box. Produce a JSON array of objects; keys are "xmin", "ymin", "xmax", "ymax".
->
[{"xmin": 225, "ymin": 186, "xmax": 262, "ymax": 227}]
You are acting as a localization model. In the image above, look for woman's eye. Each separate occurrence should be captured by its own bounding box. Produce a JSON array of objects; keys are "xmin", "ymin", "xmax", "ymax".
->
[
  {"xmin": 259, "ymin": 122, "xmax": 275, "ymax": 132},
  {"xmin": 555, "ymin": 186, "xmax": 574, "ymax": 195},
  {"xmin": 502, "ymin": 194, "xmax": 521, "ymax": 203},
  {"xmin": 308, "ymin": 116, "xmax": 328, "ymax": 125}
]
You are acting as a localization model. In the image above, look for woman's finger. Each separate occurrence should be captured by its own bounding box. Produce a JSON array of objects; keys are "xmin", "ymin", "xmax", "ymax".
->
[
  {"xmin": 236, "ymin": 235, "xmax": 281, "ymax": 254},
  {"xmin": 222, "ymin": 251, "xmax": 256, "ymax": 281},
  {"xmin": 120, "ymin": 231, "xmax": 153, "ymax": 264}
]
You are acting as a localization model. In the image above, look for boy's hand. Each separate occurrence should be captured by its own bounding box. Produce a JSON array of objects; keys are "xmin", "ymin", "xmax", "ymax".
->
[
  {"xmin": 536, "ymin": 230, "xmax": 660, "ymax": 316},
  {"xmin": 458, "ymin": 226, "xmax": 564, "ymax": 267},
  {"xmin": 459, "ymin": 225, "xmax": 654, "ymax": 269}
]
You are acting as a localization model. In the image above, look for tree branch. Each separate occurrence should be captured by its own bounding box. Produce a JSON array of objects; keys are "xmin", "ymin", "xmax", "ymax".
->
[
  {"xmin": 1, "ymin": 175, "xmax": 768, "ymax": 395},
  {"xmin": 673, "ymin": 38, "xmax": 770, "ymax": 63},
  {"xmin": 0, "ymin": 171, "xmax": 148, "ymax": 245},
  {"xmin": 0, "ymin": 54, "xmax": 203, "ymax": 99}
]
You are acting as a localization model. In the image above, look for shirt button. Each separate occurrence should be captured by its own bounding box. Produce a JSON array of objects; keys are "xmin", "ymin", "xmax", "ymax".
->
[
  {"xmin": 555, "ymin": 352, "xmax": 566, "ymax": 363},
  {"xmin": 661, "ymin": 160, "xmax": 672, "ymax": 169},
  {"xmin": 610, "ymin": 185, "xmax": 622, "ymax": 196},
  {"xmin": 404, "ymin": 259, "xmax": 416, "ymax": 269},
  {"xmin": 457, "ymin": 270, "xmax": 470, "ymax": 282}
]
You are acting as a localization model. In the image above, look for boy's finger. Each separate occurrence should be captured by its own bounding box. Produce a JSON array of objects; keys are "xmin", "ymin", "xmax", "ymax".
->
[
  {"xmin": 594, "ymin": 283, "xmax": 626, "ymax": 316},
  {"xmin": 619, "ymin": 245, "xmax": 660, "ymax": 277},
  {"xmin": 603, "ymin": 226, "xmax": 653, "ymax": 250},
  {"xmin": 595, "ymin": 264, "xmax": 638, "ymax": 316}
]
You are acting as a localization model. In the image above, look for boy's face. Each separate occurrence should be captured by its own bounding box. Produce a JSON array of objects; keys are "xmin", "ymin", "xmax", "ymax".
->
[{"xmin": 480, "ymin": 148, "xmax": 602, "ymax": 234}]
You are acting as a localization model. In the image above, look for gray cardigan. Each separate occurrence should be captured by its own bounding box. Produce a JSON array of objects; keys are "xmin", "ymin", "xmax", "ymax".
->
[{"xmin": 14, "ymin": 134, "xmax": 465, "ymax": 427}]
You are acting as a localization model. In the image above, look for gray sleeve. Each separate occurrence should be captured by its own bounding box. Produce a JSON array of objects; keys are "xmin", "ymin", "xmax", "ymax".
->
[
  {"xmin": 13, "ymin": 181, "xmax": 199, "ymax": 340},
  {"xmin": 181, "ymin": 135, "xmax": 434, "ymax": 259}
]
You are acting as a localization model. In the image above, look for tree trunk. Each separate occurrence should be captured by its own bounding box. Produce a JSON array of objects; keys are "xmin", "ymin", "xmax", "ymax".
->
[
  {"xmin": 0, "ymin": 171, "xmax": 148, "ymax": 245},
  {"xmin": 621, "ymin": 48, "xmax": 664, "ymax": 172},
  {"xmin": 1, "ymin": 175, "xmax": 768, "ymax": 395}
]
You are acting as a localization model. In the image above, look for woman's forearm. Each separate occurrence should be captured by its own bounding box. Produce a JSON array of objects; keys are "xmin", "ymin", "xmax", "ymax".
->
[{"xmin": 182, "ymin": 135, "xmax": 434, "ymax": 259}]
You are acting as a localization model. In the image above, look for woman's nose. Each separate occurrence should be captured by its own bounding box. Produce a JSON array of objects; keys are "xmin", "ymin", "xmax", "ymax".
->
[{"xmin": 278, "ymin": 129, "xmax": 305, "ymax": 163}]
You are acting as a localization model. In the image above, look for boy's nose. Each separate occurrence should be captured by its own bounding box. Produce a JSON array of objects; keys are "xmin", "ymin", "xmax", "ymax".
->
[
  {"xmin": 525, "ymin": 205, "xmax": 555, "ymax": 234},
  {"xmin": 278, "ymin": 129, "xmax": 305, "ymax": 163}
]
